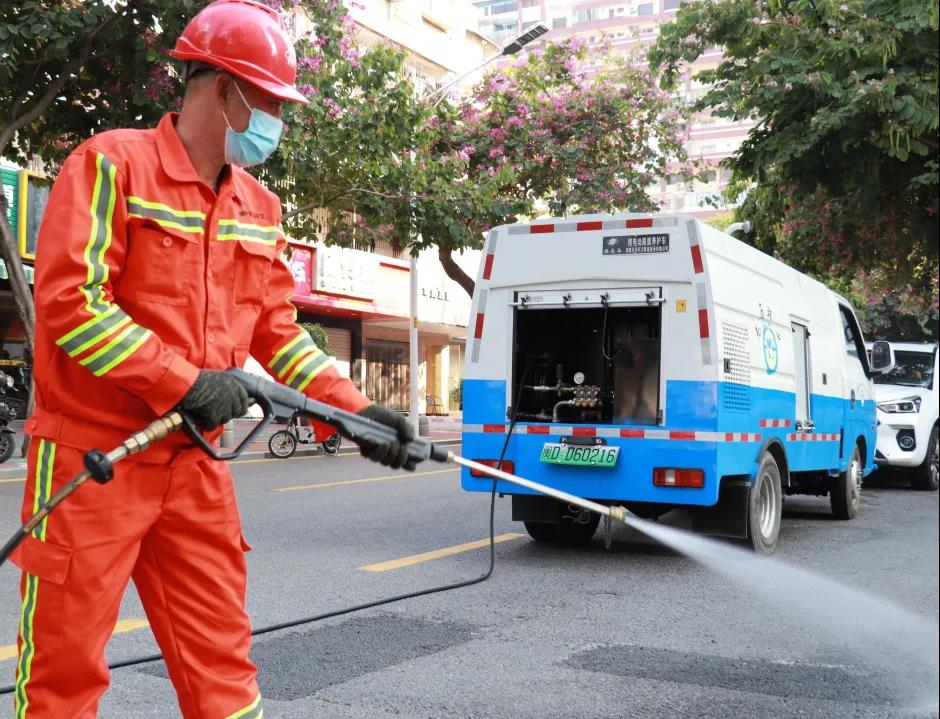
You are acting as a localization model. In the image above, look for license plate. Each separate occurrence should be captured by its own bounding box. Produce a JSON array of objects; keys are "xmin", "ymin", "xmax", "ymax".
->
[{"xmin": 539, "ymin": 442, "xmax": 620, "ymax": 468}]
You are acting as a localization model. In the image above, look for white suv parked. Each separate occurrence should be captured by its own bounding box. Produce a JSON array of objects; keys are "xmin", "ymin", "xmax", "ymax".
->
[{"xmin": 870, "ymin": 342, "xmax": 939, "ymax": 490}]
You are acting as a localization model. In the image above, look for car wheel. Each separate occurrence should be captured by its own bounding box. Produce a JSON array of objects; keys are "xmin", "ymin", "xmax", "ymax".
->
[
  {"xmin": 747, "ymin": 452, "xmax": 782, "ymax": 555},
  {"xmin": 0, "ymin": 433, "xmax": 14, "ymax": 463},
  {"xmin": 910, "ymin": 426, "xmax": 939, "ymax": 491},
  {"xmin": 268, "ymin": 430, "xmax": 297, "ymax": 459},
  {"xmin": 831, "ymin": 444, "xmax": 862, "ymax": 519}
]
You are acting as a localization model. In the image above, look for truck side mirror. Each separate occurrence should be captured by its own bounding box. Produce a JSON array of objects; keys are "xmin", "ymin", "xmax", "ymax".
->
[{"xmin": 870, "ymin": 340, "xmax": 896, "ymax": 374}]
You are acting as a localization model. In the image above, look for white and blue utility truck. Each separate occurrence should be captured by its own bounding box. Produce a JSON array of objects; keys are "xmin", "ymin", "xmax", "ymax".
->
[{"xmin": 460, "ymin": 213, "xmax": 894, "ymax": 554}]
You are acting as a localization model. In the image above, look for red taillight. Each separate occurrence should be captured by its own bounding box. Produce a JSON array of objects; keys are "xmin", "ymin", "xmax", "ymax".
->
[
  {"xmin": 653, "ymin": 468, "xmax": 704, "ymax": 488},
  {"xmin": 470, "ymin": 460, "xmax": 515, "ymax": 477}
]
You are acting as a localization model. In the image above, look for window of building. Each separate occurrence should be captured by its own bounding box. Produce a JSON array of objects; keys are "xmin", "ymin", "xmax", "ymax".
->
[
  {"xmin": 637, "ymin": 3, "xmax": 653, "ymax": 15},
  {"xmin": 521, "ymin": 0, "xmax": 539, "ymax": 7},
  {"xmin": 663, "ymin": 0, "xmax": 682, "ymax": 10},
  {"xmin": 522, "ymin": 20, "xmax": 540, "ymax": 30},
  {"xmin": 492, "ymin": 20, "xmax": 519, "ymax": 34},
  {"xmin": 552, "ymin": 16, "xmax": 567, "ymax": 28},
  {"xmin": 482, "ymin": 0, "xmax": 517, "ymax": 16}
]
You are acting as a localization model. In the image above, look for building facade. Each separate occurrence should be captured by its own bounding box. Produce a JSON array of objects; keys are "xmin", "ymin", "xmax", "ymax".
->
[{"xmin": 471, "ymin": 0, "xmax": 752, "ymax": 218}]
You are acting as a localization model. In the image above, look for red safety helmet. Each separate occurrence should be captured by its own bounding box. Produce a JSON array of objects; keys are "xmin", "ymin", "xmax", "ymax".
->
[{"xmin": 170, "ymin": 0, "xmax": 308, "ymax": 104}]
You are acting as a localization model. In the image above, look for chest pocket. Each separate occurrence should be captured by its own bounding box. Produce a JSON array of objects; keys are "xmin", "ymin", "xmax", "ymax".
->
[
  {"xmin": 232, "ymin": 239, "xmax": 276, "ymax": 308},
  {"xmin": 125, "ymin": 222, "xmax": 203, "ymax": 306}
]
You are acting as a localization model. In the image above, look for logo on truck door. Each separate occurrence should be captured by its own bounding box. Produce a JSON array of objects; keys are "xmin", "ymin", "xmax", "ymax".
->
[{"xmin": 756, "ymin": 303, "xmax": 780, "ymax": 375}]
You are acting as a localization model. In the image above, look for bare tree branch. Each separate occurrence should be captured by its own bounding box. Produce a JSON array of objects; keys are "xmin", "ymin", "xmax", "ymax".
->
[{"xmin": 437, "ymin": 245, "xmax": 475, "ymax": 298}]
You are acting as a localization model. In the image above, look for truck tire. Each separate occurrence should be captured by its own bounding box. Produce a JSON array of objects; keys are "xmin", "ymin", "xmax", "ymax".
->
[
  {"xmin": 747, "ymin": 452, "xmax": 782, "ymax": 555},
  {"xmin": 910, "ymin": 426, "xmax": 939, "ymax": 491},
  {"xmin": 523, "ymin": 504, "xmax": 600, "ymax": 545},
  {"xmin": 831, "ymin": 444, "xmax": 862, "ymax": 519},
  {"xmin": 523, "ymin": 521, "xmax": 559, "ymax": 542}
]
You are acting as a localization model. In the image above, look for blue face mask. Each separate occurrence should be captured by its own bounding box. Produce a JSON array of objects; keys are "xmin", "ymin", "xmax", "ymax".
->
[{"xmin": 223, "ymin": 81, "xmax": 283, "ymax": 168}]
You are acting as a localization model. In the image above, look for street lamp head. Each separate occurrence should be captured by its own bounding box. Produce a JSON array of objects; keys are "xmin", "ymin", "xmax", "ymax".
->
[{"xmin": 501, "ymin": 24, "xmax": 548, "ymax": 56}]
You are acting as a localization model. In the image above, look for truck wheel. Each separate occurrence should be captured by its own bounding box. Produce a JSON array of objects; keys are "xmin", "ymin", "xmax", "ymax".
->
[
  {"xmin": 557, "ymin": 506, "xmax": 600, "ymax": 544},
  {"xmin": 268, "ymin": 430, "xmax": 297, "ymax": 459},
  {"xmin": 831, "ymin": 444, "xmax": 862, "ymax": 519},
  {"xmin": 523, "ymin": 521, "xmax": 559, "ymax": 542},
  {"xmin": 747, "ymin": 452, "xmax": 782, "ymax": 555},
  {"xmin": 523, "ymin": 504, "xmax": 600, "ymax": 544},
  {"xmin": 910, "ymin": 426, "xmax": 939, "ymax": 491}
]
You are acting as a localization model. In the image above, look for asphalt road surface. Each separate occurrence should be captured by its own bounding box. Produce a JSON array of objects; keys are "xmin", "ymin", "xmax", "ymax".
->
[{"xmin": 0, "ymin": 447, "xmax": 937, "ymax": 718}]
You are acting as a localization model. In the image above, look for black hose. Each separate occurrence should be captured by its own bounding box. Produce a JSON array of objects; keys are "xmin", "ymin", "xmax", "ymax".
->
[{"xmin": 0, "ymin": 371, "xmax": 528, "ymax": 693}]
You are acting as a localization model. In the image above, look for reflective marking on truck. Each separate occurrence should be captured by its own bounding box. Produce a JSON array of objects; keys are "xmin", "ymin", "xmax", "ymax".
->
[
  {"xmin": 760, "ymin": 419, "xmax": 792, "ymax": 428},
  {"xmin": 463, "ymin": 425, "xmax": 765, "ymax": 442}
]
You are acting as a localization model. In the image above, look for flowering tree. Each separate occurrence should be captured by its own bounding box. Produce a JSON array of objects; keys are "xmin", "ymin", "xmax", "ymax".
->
[
  {"xmin": 650, "ymin": 0, "xmax": 939, "ymax": 338},
  {"xmin": 343, "ymin": 39, "xmax": 690, "ymax": 296}
]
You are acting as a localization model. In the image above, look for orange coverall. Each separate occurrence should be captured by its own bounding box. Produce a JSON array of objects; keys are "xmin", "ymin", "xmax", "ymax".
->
[{"xmin": 10, "ymin": 112, "xmax": 369, "ymax": 718}]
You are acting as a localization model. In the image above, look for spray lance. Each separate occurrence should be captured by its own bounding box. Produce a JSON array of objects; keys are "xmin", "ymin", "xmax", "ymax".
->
[{"xmin": 0, "ymin": 368, "xmax": 629, "ymax": 568}]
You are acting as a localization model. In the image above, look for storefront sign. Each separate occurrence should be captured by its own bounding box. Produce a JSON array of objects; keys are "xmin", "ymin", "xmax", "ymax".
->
[{"xmin": 315, "ymin": 244, "xmax": 378, "ymax": 300}]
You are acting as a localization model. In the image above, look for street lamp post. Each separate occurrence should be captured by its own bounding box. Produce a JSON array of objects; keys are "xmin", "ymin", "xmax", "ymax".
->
[{"xmin": 408, "ymin": 23, "xmax": 549, "ymax": 434}]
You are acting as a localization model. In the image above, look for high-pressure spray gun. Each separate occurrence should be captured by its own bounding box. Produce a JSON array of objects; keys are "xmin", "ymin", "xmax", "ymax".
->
[{"xmin": 0, "ymin": 369, "xmax": 630, "ymax": 567}]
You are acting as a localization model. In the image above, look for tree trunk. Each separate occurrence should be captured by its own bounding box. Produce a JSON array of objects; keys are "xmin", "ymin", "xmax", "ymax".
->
[
  {"xmin": 0, "ymin": 202, "xmax": 35, "ymax": 348},
  {"xmin": 437, "ymin": 245, "xmax": 475, "ymax": 298}
]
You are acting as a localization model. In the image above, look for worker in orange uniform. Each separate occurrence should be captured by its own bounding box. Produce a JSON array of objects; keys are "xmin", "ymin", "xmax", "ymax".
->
[{"xmin": 9, "ymin": 2, "xmax": 415, "ymax": 717}]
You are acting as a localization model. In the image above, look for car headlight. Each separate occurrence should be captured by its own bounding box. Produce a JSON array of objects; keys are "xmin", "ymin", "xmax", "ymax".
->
[{"xmin": 877, "ymin": 396, "xmax": 921, "ymax": 413}]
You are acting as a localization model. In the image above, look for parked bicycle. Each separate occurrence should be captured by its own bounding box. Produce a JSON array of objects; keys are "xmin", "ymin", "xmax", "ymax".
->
[{"xmin": 268, "ymin": 413, "xmax": 342, "ymax": 459}]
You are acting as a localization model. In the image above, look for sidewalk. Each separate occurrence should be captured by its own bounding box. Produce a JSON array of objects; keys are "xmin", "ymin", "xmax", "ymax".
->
[{"xmin": 0, "ymin": 415, "xmax": 464, "ymax": 479}]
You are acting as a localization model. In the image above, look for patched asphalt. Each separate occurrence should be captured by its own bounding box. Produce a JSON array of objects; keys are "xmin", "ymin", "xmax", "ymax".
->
[{"xmin": 0, "ymin": 450, "xmax": 936, "ymax": 718}]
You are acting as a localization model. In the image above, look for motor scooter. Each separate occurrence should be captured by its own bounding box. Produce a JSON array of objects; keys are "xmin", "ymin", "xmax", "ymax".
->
[
  {"xmin": 0, "ymin": 371, "xmax": 18, "ymax": 463},
  {"xmin": 268, "ymin": 412, "xmax": 342, "ymax": 458}
]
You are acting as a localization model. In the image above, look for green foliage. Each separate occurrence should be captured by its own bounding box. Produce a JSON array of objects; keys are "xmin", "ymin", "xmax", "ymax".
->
[
  {"xmin": 1, "ymin": 0, "xmax": 208, "ymax": 164},
  {"xmin": 650, "ymin": 0, "xmax": 939, "ymax": 338},
  {"xmin": 298, "ymin": 321, "xmax": 334, "ymax": 356},
  {"xmin": 410, "ymin": 39, "xmax": 689, "ymax": 256},
  {"xmin": 268, "ymin": 0, "xmax": 424, "ymax": 248}
]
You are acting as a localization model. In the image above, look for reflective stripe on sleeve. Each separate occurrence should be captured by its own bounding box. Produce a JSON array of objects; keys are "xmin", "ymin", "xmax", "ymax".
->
[
  {"xmin": 55, "ymin": 155, "xmax": 154, "ymax": 372},
  {"xmin": 78, "ymin": 324, "xmax": 153, "ymax": 377}
]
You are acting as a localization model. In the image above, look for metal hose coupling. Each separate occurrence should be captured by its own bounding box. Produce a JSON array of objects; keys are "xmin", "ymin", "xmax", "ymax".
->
[
  {"xmin": 608, "ymin": 505, "xmax": 631, "ymax": 523},
  {"xmin": 84, "ymin": 412, "xmax": 185, "ymax": 484},
  {"xmin": 120, "ymin": 412, "xmax": 185, "ymax": 457}
]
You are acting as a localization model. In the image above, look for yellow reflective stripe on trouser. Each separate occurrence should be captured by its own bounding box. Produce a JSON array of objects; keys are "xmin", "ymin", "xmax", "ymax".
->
[
  {"xmin": 56, "ymin": 152, "xmax": 136, "ymax": 358},
  {"xmin": 14, "ymin": 439, "xmax": 56, "ymax": 718},
  {"xmin": 226, "ymin": 694, "xmax": 263, "ymax": 719}
]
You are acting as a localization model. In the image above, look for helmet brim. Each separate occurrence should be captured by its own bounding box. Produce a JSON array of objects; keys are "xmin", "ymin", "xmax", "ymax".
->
[{"xmin": 170, "ymin": 48, "xmax": 309, "ymax": 104}]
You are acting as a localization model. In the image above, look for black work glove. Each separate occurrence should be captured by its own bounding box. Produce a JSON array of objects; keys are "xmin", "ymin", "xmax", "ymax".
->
[
  {"xmin": 356, "ymin": 404, "xmax": 416, "ymax": 470},
  {"xmin": 178, "ymin": 370, "xmax": 251, "ymax": 431}
]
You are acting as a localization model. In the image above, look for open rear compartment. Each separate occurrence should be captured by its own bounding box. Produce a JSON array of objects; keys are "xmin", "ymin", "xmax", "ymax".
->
[{"xmin": 511, "ymin": 298, "xmax": 662, "ymax": 426}]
